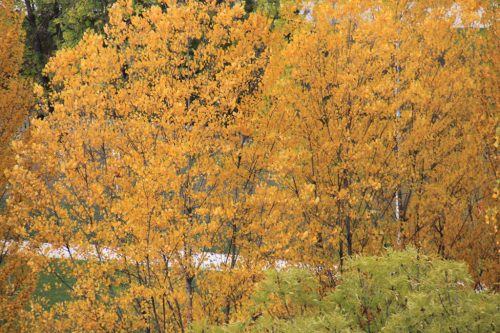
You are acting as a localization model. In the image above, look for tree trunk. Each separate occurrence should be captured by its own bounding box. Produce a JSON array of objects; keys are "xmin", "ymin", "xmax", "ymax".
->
[
  {"xmin": 346, "ymin": 216, "xmax": 353, "ymax": 256},
  {"xmin": 339, "ymin": 239, "xmax": 344, "ymax": 273},
  {"xmin": 24, "ymin": 0, "xmax": 43, "ymax": 64},
  {"xmin": 186, "ymin": 276, "xmax": 194, "ymax": 329},
  {"xmin": 23, "ymin": 0, "xmax": 50, "ymax": 87}
]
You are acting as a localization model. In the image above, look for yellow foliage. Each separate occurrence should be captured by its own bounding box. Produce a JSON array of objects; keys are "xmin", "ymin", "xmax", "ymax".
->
[
  {"xmin": 0, "ymin": 0, "xmax": 33, "ymax": 194},
  {"xmin": 261, "ymin": 0, "xmax": 498, "ymax": 285},
  {"xmin": 1, "ymin": 0, "xmax": 498, "ymax": 331}
]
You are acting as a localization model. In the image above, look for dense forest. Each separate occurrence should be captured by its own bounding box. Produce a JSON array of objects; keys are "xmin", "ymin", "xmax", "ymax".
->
[{"xmin": 0, "ymin": 0, "xmax": 498, "ymax": 332}]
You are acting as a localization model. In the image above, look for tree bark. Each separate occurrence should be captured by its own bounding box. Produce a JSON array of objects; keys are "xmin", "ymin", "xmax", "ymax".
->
[
  {"xmin": 24, "ymin": 0, "xmax": 43, "ymax": 62},
  {"xmin": 186, "ymin": 276, "xmax": 194, "ymax": 329}
]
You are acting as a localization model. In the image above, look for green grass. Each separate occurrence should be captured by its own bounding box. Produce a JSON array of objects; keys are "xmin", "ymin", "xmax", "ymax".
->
[
  {"xmin": 32, "ymin": 259, "xmax": 131, "ymax": 309},
  {"xmin": 32, "ymin": 260, "xmax": 76, "ymax": 309}
]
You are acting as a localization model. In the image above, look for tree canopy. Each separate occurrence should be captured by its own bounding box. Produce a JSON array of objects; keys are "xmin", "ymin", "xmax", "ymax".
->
[{"xmin": 0, "ymin": 0, "xmax": 498, "ymax": 332}]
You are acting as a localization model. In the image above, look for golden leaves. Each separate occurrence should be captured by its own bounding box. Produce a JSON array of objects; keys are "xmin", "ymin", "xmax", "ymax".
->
[{"xmin": 0, "ymin": 1, "xmax": 498, "ymax": 331}]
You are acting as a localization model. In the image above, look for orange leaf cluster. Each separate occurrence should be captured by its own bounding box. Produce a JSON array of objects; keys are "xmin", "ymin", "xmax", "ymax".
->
[{"xmin": 1, "ymin": 0, "xmax": 498, "ymax": 331}]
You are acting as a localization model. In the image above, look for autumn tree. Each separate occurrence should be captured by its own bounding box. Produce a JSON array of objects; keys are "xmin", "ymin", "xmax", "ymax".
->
[
  {"xmin": 261, "ymin": 0, "xmax": 402, "ymax": 282},
  {"xmin": 261, "ymin": 0, "xmax": 498, "ymax": 287},
  {"xmin": 2, "ymin": 0, "xmax": 498, "ymax": 330},
  {"xmin": 386, "ymin": 0, "xmax": 499, "ymax": 287},
  {"xmin": 0, "ymin": 1, "xmax": 37, "ymax": 331},
  {"xmin": 0, "ymin": 0, "xmax": 33, "ymax": 199},
  {"xmin": 7, "ymin": 0, "xmax": 290, "ymax": 331}
]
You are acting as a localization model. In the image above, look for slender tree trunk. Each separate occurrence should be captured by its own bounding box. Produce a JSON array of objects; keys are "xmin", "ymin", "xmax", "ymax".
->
[
  {"xmin": 339, "ymin": 238, "xmax": 344, "ymax": 273},
  {"xmin": 24, "ymin": 0, "xmax": 51, "ymax": 88},
  {"xmin": 394, "ymin": 7, "xmax": 403, "ymax": 245},
  {"xmin": 346, "ymin": 216, "xmax": 352, "ymax": 256},
  {"xmin": 224, "ymin": 223, "xmax": 238, "ymax": 324},
  {"xmin": 24, "ymin": 0, "xmax": 44, "ymax": 67},
  {"xmin": 52, "ymin": 1, "xmax": 63, "ymax": 46},
  {"xmin": 186, "ymin": 276, "xmax": 194, "ymax": 329}
]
